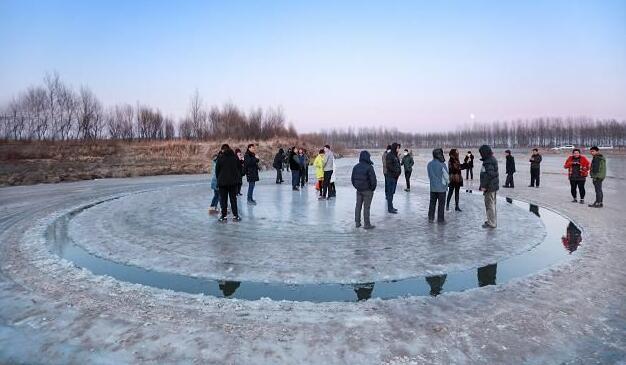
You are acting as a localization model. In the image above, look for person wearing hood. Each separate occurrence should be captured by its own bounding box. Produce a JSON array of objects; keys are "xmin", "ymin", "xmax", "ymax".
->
[
  {"xmin": 288, "ymin": 146, "xmax": 301, "ymax": 191},
  {"xmin": 479, "ymin": 145, "xmax": 499, "ymax": 229},
  {"xmin": 564, "ymin": 148, "xmax": 590, "ymax": 204},
  {"xmin": 503, "ymin": 150, "xmax": 516, "ymax": 188},
  {"xmin": 351, "ymin": 150, "xmax": 377, "ymax": 229},
  {"xmin": 427, "ymin": 148, "xmax": 449, "ymax": 223},
  {"xmin": 216, "ymin": 144, "xmax": 242, "ymax": 222},
  {"xmin": 529, "ymin": 148, "xmax": 542, "ymax": 187},
  {"xmin": 385, "ymin": 143, "xmax": 402, "ymax": 213},
  {"xmin": 588, "ymin": 146, "xmax": 606, "ymax": 208},
  {"xmin": 401, "ymin": 149, "xmax": 415, "ymax": 192},
  {"xmin": 273, "ymin": 148, "xmax": 285, "ymax": 184},
  {"xmin": 244, "ymin": 144, "xmax": 260, "ymax": 205},
  {"xmin": 313, "ymin": 149, "xmax": 325, "ymax": 195},
  {"xmin": 446, "ymin": 148, "xmax": 467, "ymax": 212},
  {"xmin": 321, "ymin": 144, "xmax": 335, "ymax": 200}
]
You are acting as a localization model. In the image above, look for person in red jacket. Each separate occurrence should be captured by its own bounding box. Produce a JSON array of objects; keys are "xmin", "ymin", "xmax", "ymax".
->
[{"xmin": 563, "ymin": 148, "xmax": 590, "ymax": 204}]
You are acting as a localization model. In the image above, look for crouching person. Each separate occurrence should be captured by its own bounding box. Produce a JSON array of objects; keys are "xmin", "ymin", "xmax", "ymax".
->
[
  {"xmin": 479, "ymin": 145, "xmax": 499, "ymax": 229},
  {"xmin": 351, "ymin": 150, "xmax": 377, "ymax": 229}
]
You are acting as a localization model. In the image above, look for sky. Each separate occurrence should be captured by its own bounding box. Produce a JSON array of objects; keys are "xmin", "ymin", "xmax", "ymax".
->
[{"xmin": 1, "ymin": 0, "xmax": 625, "ymax": 133}]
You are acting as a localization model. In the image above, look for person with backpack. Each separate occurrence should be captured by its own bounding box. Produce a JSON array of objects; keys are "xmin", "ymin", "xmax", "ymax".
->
[
  {"xmin": 427, "ymin": 148, "xmax": 449, "ymax": 223},
  {"xmin": 216, "ymin": 144, "xmax": 242, "ymax": 222},
  {"xmin": 401, "ymin": 149, "xmax": 415, "ymax": 192},
  {"xmin": 503, "ymin": 150, "xmax": 516, "ymax": 188},
  {"xmin": 563, "ymin": 148, "xmax": 590, "ymax": 204},
  {"xmin": 351, "ymin": 150, "xmax": 377, "ymax": 229},
  {"xmin": 273, "ymin": 148, "xmax": 285, "ymax": 184},
  {"xmin": 588, "ymin": 146, "xmax": 606, "ymax": 208},
  {"xmin": 479, "ymin": 145, "xmax": 499, "ymax": 229},
  {"xmin": 243, "ymin": 144, "xmax": 260, "ymax": 205}
]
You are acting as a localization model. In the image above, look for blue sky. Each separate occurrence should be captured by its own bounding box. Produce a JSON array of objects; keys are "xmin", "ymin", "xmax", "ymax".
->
[{"xmin": 1, "ymin": 0, "xmax": 625, "ymax": 132}]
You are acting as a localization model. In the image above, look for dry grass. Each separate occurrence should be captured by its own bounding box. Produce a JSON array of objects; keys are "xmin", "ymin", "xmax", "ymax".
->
[{"xmin": 0, "ymin": 138, "xmax": 337, "ymax": 186}]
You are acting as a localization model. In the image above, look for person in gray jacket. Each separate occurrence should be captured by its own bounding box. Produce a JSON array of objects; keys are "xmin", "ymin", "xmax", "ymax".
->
[
  {"xmin": 320, "ymin": 144, "xmax": 335, "ymax": 200},
  {"xmin": 427, "ymin": 148, "xmax": 449, "ymax": 223},
  {"xmin": 479, "ymin": 145, "xmax": 499, "ymax": 228}
]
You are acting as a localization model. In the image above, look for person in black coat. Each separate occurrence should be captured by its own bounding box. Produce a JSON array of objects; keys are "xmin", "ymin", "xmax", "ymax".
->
[
  {"xmin": 234, "ymin": 148, "xmax": 244, "ymax": 196},
  {"xmin": 446, "ymin": 148, "xmax": 467, "ymax": 212},
  {"xmin": 504, "ymin": 150, "xmax": 516, "ymax": 188},
  {"xmin": 351, "ymin": 150, "xmax": 377, "ymax": 229},
  {"xmin": 243, "ymin": 144, "xmax": 260, "ymax": 204},
  {"xmin": 529, "ymin": 148, "xmax": 542, "ymax": 187},
  {"xmin": 479, "ymin": 145, "xmax": 499, "ymax": 229},
  {"xmin": 288, "ymin": 147, "xmax": 301, "ymax": 191},
  {"xmin": 273, "ymin": 148, "xmax": 285, "ymax": 184},
  {"xmin": 464, "ymin": 151, "xmax": 475, "ymax": 180},
  {"xmin": 385, "ymin": 142, "xmax": 402, "ymax": 213},
  {"xmin": 216, "ymin": 144, "xmax": 241, "ymax": 222}
]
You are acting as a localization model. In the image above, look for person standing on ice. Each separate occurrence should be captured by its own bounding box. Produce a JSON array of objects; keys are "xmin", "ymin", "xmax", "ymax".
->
[
  {"xmin": 446, "ymin": 148, "xmax": 467, "ymax": 212},
  {"xmin": 503, "ymin": 149, "xmax": 516, "ymax": 188},
  {"xmin": 208, "ymin": 152, "xmax": 221, "ymax": 215},
  {"xmin": 564, "ymin": 148, "xmax": 590, "ymax": 204},
  {"xmin": 588, "ymin": 146, "xmax": 606, "ymax": 208},
  {"xmin": 289, "ymin": 146, "xmax": 301, "ymax": 191},
  {"xmin": 273, "ymin": 148, "xmax": 285, "ymax": 184},
  {"xmin": 382, "ymin": 145, "xmax": 391, "ymax": 198},
  {"xmin": 401, "ymin": 148, "xmax": 414, "ymax": 192},
  {"xmin": 464, "ymin": 151, "xmax": 474, "ymax": 180},
  {"xmin": 320, "ymin": 144, "xmax": 335, "ymax": 200},
  {"xmin": 216, "ymin": 144, "xmax": 241, "ymax": 222},
  {"xmin": 244, "ymin": 144, "xmax": 260, "ymax": 205},
  {"xmin": 479, "ymin": 144, "xmax": 499, "ymax": 229},
  {"xmin": 234, "ymin": 148, "xmax": 244, "ymax": 196},
  {"xmin": 351, "ymin": 150, "xmax": 377, "ymax": 229},
  {"xmin": 427, "ymin": 148, "xmax": 449, "ymax": 223},
  {"xmin": 529, "ymin": 148, "xmax": 542, "ymax": 187},
  {"xmin": 313, "ymin": 149, "xmax": 325, "ymax": 196},
  {"xmin": 385, "ymin": 143, "xmax": 402, "ymax": 213}
]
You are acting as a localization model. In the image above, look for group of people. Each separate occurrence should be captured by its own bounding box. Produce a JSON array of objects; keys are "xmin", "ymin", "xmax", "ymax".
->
[
  {"xmin": 351, "ymin": 144, "xmax": 608, "ymax": 230},
  {"xmin": 210, "ymin": 142, "xmax": 608, "ymax": 224},
  {"xmin": 209, "ymin": 143, "xmax": 260, "ymax": 222}
]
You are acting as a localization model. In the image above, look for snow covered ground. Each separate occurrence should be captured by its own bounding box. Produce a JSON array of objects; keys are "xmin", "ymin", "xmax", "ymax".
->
[{"xmin": 0, "ymin": 153, "xmax": 624, "ymax": 364}]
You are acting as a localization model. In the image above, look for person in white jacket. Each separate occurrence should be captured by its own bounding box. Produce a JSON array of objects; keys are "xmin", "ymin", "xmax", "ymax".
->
[{"xmin": 329, "ymin": 157, "xmax": 337, "ymax": 198}]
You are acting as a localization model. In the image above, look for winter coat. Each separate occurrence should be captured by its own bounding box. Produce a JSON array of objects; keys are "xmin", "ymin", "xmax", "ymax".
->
[
  {"xmin": 210, "ymin": 157, "xmax": 218, "ymax": 190},
  {"xmin": 385, "ymin": 143, "xmax": 402, "ymax": 179},
  {"xmin": 298, "ymin": 154, "xmax": 306, "ymax": 171},
  {"xmin": 427, "ymin": 149, "xmax": 449, "ymax": 193},
  {"xmin": 323, "ymin": 150, "xmax": 335, "ymax": 171},
  {"xmin": 289, "ymin": 151, "xmax": 300, "ymax": 171},
  {"xmin": 273, "ymin": 150, "xmax": 284, "ymax": 169},
  {"xmin": 479, "ymin": 145, "xmax": 499, "ymax": 192},
  {"xmin": 530, "ymin": 154, "xmax": 542, "ymax": 169},
  {"xmin": 590, "ymin": 154, "xmax": 607, "ymax": 180},
  {"xmin": 330, "ymin": 159, "xmax": 337, "ymax": 183},
  {"xmin": 382, "ymin": 150, "xmax": 389, "ymax": 175},
  {"xmin": 313, "ymin": 155, "xmax": 324, "ymax": 179},
  {"xmin": 564, "ymin": 155, "xmax": 590, "ymax": 181},
  {"xmin": 216, "ymin": 149, "xmax": 241, "ymax": 187},
  {"xmin": 505, "ymin": 155, "xmax": 516, "ymax": 174},
  {"xmin": 244, "ymin": 151, "xmax": 260, "ymax": 182},
  {"xmin": 351, "ymin": 151, "xmax": 377, "ymax": 192},
  {"xmin": 447, "ymin": 157, "xmax": 466, "ymax": 188},
  {"xmin": 401, "ymin": 154, "xmax": 415, "ymax": 173},
  {"xmin": 464, "ymin": 153, "xmax": 474, "ymax": 169}
]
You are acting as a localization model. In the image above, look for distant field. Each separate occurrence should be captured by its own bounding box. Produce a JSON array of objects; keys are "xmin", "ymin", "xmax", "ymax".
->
[{"xmin": 0, "ymin": 139, "xmax": 326, "ymax": 186}]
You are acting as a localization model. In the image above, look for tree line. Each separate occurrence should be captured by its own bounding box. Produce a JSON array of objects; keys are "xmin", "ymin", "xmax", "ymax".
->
[
  {"xmin": 302, "ymin": 118, "xmax": 626, "ymax": 149},
  {"xmin": 0, "ymin": 73, "xmax": 297, "ymax": 141}
]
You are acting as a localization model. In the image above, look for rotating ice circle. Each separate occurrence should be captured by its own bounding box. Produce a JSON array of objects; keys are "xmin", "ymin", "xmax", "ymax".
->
[{"xmin": 43, "ymin": 166, "xmax": 582, "ymax": 302}]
